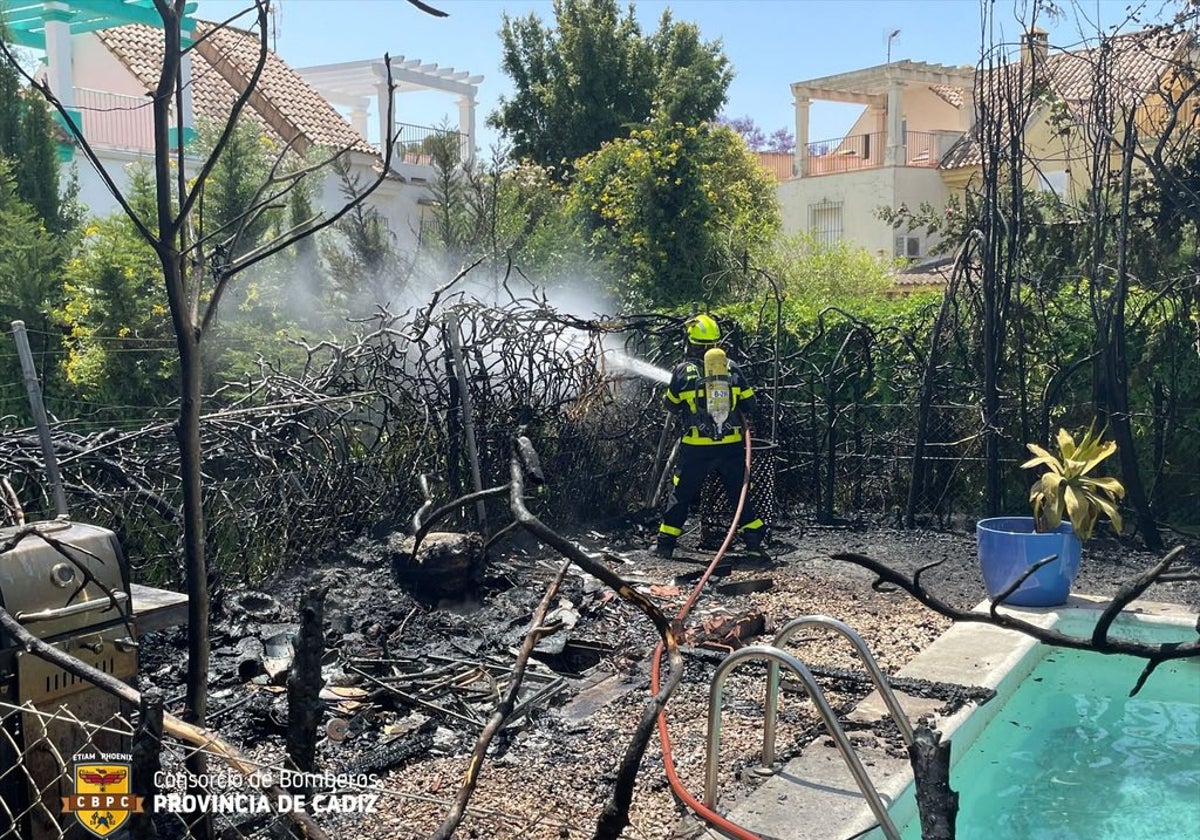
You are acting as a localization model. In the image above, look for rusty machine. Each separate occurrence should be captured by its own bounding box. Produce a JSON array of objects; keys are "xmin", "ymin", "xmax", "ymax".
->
[
  {"xmin": 2, "ymin": 322, "xmax": 139, "ymax": 839},
  {"xmin": 0, "ymin": 521, "xmax": 138, "ymax": 839}
]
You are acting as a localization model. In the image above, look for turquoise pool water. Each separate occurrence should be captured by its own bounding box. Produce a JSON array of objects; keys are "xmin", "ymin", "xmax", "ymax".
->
[{"xmin": 899, "ymin": 618, "xmax": 1200, "ymax": 840}]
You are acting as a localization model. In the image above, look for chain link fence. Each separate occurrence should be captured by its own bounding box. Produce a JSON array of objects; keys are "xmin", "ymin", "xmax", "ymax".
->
[{"xmin": 0, "ymin": 697, "xmax": 343, "ymax": 839}]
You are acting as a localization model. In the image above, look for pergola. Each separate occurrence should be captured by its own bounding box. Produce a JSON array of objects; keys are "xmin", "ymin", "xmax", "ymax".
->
[
  {"xmin": 791, "ymin": 59, "xmax": 975, "ymax": 173},
  {"xmin": 1, "ymin": 0, "xmax": 197, "ymax": 118},
  {"xmin": 1, "ymin": 0, "xmax": 195, "ymax": 46},
  {"xmin": 297, "ymin": 56, "xmax": 483, "ymax": 164}
]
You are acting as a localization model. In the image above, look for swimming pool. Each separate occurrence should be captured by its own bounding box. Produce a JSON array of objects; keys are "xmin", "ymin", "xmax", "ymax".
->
[{"xmin": 890, "ymin": 612, "xmax": 1200, "ymax": 840}]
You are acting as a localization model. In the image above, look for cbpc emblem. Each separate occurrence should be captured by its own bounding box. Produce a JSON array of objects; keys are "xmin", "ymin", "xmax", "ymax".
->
[{"xmin": 62, "ymin": 753, "xmax": 142, "ymax": 837}]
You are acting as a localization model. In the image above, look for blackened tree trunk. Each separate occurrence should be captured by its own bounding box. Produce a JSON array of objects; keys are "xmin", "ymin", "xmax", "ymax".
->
[
  {"xmin": 287, "ymin": 588, "xmax": 326, "ymax": 780},
  {"xmin": 1104, "ymin": 115, "xmax": 1162, "ymax": 550},
  {"xmin": 909, "ymin": 725, "xmax": 957, "ymax": 840}
]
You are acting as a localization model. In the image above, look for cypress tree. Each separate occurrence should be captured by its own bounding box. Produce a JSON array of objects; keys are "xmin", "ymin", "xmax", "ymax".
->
[
  {"xmin": 0, "ymin": 36, "xmax": 21, "ymax": 158},
  {"xmin": 18, "ymin": 87, "xmax": 60, "ymax": 230}
]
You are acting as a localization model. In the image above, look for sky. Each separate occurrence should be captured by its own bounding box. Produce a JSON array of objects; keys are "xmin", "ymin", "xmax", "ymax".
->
[{"xmin": 194, "ymin": 0, "xmax": 1181, "ymax": 150}]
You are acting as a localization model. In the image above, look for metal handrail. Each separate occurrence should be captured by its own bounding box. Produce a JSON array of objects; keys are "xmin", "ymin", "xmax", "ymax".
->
[
  {"xmin": 704, "ymin": 645, "xmax": 902, "ymax": 840},
  {"xmin": 765, "ymin": 615, "xmax": 915, "ymax": 768}
]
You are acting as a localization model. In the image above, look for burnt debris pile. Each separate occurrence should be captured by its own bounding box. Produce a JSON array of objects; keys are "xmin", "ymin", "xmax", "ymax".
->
[{"xmin": 2, "ymin": 290, "xmax": 678, "ymax": 594}]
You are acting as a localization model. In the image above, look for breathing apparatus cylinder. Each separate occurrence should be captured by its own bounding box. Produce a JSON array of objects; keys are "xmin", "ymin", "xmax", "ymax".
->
[{"xmin": 703, "ymin": 347, "xmax": 731, "ymax": 438}]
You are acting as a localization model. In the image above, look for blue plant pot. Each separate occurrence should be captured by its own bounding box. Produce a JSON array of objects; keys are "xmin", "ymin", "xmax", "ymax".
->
[{"xmin": 976, "ymin": 516, "xmax": 1082, "ymax": 607}]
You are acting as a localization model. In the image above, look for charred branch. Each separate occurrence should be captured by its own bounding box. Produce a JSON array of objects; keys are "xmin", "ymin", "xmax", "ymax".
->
[
  {"xmin": 287, "ymin": 587, "xmax": 327, "ymax": 781},
  {"xmin": 831, "ymin": 548, "xmax": 1198, "ymax": 678},
  {"xmin": 429, "ymin": 559, "xmax": 570, "ymax": 840}
]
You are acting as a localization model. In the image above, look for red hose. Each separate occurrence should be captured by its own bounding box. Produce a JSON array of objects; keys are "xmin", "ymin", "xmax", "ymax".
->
[{"xmin": 649, "ymin": 429, "xmax": 764, "ymax": 840}]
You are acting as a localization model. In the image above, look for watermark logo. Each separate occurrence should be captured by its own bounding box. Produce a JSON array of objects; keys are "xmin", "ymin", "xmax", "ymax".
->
[{"xmin": 61, "ymin": 752, "xmax": 143, "ymax": 838}]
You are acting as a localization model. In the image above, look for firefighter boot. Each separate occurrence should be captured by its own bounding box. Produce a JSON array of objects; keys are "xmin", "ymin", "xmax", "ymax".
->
[{"xmin": 742, "ymin": 527, "xmax": 766, "ymax": 554}]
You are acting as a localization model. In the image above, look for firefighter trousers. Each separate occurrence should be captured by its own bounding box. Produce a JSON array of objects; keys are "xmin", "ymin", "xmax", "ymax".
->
[{"xmin": 658, "ymin": 442, "xmax": 764, "ymax": 550}]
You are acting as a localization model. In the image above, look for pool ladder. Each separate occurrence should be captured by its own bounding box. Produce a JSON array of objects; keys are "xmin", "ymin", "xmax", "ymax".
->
[{"xmin": 704, "ymin": 615, "xmax": 915, "ymax": 840}]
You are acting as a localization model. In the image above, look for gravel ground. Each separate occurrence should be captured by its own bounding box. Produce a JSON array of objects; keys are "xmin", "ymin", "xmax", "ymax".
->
[{"xmin": 139, "ymin": 521, "xmax": 1199, "ymax": 840}]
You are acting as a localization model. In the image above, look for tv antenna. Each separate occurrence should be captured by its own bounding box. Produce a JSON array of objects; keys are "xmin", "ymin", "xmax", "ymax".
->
[{"xmin": 269, "ymin": 0, "xmax": 283, "ymax": 53}]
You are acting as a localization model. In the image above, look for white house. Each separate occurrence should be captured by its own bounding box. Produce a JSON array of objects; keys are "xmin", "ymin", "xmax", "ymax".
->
[{"xmin": 2, "ymin": 0, "xmax": 481, "ymax": 252}]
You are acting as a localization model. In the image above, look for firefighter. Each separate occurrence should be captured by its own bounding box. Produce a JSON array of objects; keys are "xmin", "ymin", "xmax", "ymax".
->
[{"xmin": 655, "ymin": 314, "xmax": 766, "ymax": 558}]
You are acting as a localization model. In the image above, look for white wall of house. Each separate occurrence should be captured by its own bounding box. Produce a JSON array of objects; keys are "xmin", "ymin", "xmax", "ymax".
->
[
  {"xmin": 70, "ymin": 149, "xmax": 146, "ymax": 218},
  {"xmin": 900, "ymin": 85, "xmax": 967, "ymax": 133},
  {"xmin": 72, "ymin": 148, "xmax": 429, "ymax": 261},
  {"xmin": 318, "ymin": 152, "xmax": 429, "ymax": 254},
  {"xmin": 891, "ymin": 166, "xmax": 953, "ymax": 256},
  {"xmin": 777, "ymin": 166, "xmax": 949, "ymax": 258}
]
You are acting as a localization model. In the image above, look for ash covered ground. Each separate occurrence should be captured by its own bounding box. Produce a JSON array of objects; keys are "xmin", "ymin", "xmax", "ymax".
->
[{"xmin": 138, "ymin": 519, "xmax": 1199, "ymax": 840}]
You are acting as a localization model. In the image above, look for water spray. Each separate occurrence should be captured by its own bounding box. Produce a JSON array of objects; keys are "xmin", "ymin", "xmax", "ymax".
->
[{"xmin": 604, "ymin": 349, "xmax": 672, "ymax": 385}]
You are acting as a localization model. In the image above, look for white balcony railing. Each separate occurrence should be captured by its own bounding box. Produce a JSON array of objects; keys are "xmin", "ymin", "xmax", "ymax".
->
[{"xmin": 73, "ymin": 88, "xmax": 156, "ymax": 152}]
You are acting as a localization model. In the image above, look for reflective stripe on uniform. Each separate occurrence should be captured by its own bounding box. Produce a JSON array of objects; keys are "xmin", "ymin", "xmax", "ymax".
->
[
  {"xmin": 681, "ymin": 427, "xmax": 744, "ymax": 446},
  {"xmin": 659, "ymin": 523, "xmax": 683, "ymax": 536},
  {"xmin": 739, "ymin": 518, "xmax": 765, "ymax": 532},
  {"xmin": 672, "ymin": 388, "xmax": 699, "ymax": 413}
]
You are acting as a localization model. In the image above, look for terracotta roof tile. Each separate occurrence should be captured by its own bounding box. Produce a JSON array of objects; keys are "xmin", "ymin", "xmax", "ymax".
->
[
  {"xmin": 94, "ymin": 20, "xmax": 375, "ymax": 157},
  {"xmin": 939, "ymin": 28, "xmax": 1190, "ymax": 170},
  {"xmin": 930, "ymin": 84, "xmax": 964, "ymax": 108}
]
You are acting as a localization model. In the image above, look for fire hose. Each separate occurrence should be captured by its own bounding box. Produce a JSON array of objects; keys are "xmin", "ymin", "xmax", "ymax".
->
[{"xmin": 648, "ymin": 425, "xmax": 766, "ymax": 840}]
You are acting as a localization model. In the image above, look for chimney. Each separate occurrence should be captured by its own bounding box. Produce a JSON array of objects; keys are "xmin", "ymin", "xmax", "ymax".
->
[{"xmin": 1021, "ymin": 28, "xmax": 1049, "ymax": 68}]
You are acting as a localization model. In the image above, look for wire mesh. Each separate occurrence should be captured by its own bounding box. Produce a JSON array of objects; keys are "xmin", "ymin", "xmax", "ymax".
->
[
  {"xmin": 698, "ymin": 439, "xmax": 780, "ymax": 548},
  {"xmin": 0, "ymin": 698, "xmax": 341, "ymax": 839}
]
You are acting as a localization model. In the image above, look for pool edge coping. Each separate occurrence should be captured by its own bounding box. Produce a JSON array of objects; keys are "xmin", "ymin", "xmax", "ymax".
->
[
  {"xmin": 706, "ymin": 595, "xmax": 1199, "ymax": 840},
  {"xmin": 843, "ymin": 594, "xmax": 1199, "ymax": 839}
]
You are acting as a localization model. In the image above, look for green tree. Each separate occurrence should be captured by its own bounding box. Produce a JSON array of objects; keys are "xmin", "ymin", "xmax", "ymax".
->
[
  {"xmin": 492, "ymin": 0, "xmax": 731, "ymax": 170},
  {"xmin": 0, "ymin": 158, "xmax": 67, "ymax": 422},
  {"xmin": 645, "ymin": 10, "xmax": 730, "ymax": 124},
  {"xmin": 58, "ymin": 166, "xmax": 175, "ymax": 412},
  {"xmin": 0, "ymin": 30, "xmax": 78, "ymax": 423},
  {"xmin": 767, "ymin": 233, "xmax": 900, "ymax": 306},
  {"xmin": 0, "ymin": 44, "xmax": 66, "ymax": 234},
  {"xmin": 0, "ymin": 161, "xmax": 61, "ymax": 320},
  {"xmin": 494, "ymin": 159, "xmax": 595, "ymax": 285},
  {"xmin": 196, "ymin": 118, "xmax": 274, "ymax": 259},
  {"xmin": 0, "ymin": 30, "xmax": 21, "ymax": 159},
  {"xmin": 568, "ymin": 120, "xmax": 779, "ymax": 306},
  {"xmin": 323, "ymin": 156, "xmax": 400, "ymax": 312},
  {"xmin": 17, "ymin": 87, "xmax": 61, "ymax": 230}
]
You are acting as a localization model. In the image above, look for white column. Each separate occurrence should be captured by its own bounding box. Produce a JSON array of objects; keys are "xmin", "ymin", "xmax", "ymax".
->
[
  {"xmin": 43, "ymin": 4, "xmax": 75, "ymax": 110},
  {"xmin": 349, "ymin": 106, "xmax": 369, "ymax": 138},
  {"xmin": 377, "ymin": 79, "xmax": 393, "ymax": 153},
  {"xmin": 793, "ymin": 93, "xmax": 810, "ymax": 178},
  {"xmin": 885, "ymin": 82, "xmax": 905, "ymax": 166},
  {"xmin": 457, "ymin": 94, "xmax": 476, "ymax": 165},
  {"xmin": 179, "ymin": 26, "xmax": 196, "ymax": 133}
]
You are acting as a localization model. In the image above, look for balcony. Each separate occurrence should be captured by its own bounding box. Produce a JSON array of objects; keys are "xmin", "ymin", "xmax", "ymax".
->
[
  {"xmin": 756, "ymin": 151, "xmax": 796, "ymax": 181},
  {"xmin": 801, "ymin": 130, "xmax": 960, "ymax": 177},
  {"xmin": 391, "ymin": 122, "xmax": 471, "ymax": 169},
  {"xmin": 72, "ymin": 88, "xmax": 155, "ymax": 152}
]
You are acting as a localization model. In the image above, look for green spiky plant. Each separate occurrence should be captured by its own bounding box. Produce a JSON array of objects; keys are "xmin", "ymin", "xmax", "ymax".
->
[{"xmin": 1021, "ymin": 424, "xmax": 1126, "ymax": 541}]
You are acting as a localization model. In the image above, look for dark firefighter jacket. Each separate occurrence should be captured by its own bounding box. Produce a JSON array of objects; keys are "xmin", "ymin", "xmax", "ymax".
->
[{"xmin": 664, "ymin": 358, "xmax": 756, "ymax": 445}]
